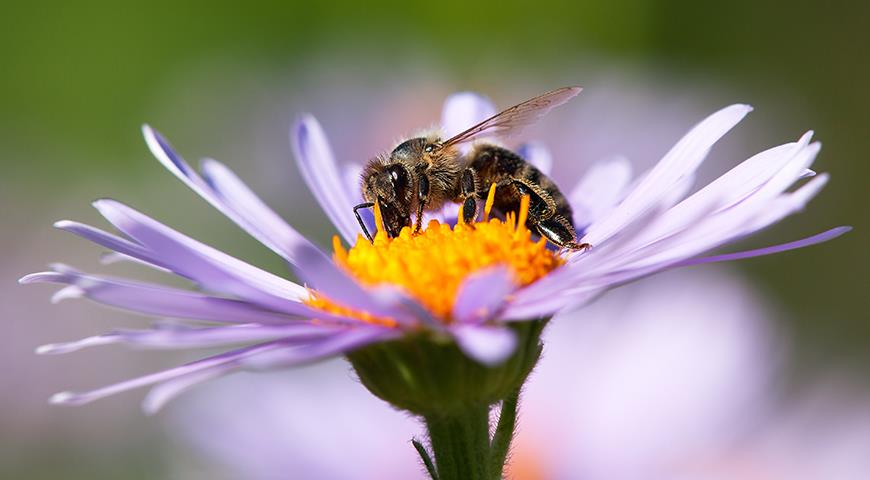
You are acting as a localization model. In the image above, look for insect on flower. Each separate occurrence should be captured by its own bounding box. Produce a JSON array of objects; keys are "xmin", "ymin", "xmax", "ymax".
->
[
  {"xmin": 20, "ymin": 88, "xmax": 848, "ymax": 417},
  {"xmin": 357, "ymin": 86, "xmax": 587, "ymax": 250}
]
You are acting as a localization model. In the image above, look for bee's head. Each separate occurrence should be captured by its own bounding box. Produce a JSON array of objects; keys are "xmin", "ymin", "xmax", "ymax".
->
[{"xmin": 361, "ymin": 158, "xmax": 413, "ymax": 237}]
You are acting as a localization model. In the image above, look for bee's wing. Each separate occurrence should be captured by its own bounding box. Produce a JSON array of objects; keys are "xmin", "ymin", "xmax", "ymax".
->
[{"xmin": 442, "ymin": 86, "xmax": 581, "ymax": 147}]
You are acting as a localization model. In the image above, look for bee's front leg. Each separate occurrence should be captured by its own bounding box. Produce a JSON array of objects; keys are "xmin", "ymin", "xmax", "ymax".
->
[{"xmin": 414, "ymin": 174, "xmax": 430, "ymax": 233}]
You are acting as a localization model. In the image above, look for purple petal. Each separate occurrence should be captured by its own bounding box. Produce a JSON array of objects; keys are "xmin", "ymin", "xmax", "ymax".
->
[
  {"xmin": 92, "ymin": 199, "xmax": 310, "ymax": 310},
  {"xmin": 55, "ymin": 220, "xmax": 157, "ymax": 264},
  {"xmin": 615, "ymin": 147, "xmax": 825, "ymax": 271},
  {"xmin": 36, "ymin": 323, "xmax": 340, "ymax": 355},
  {"xmin": 142, "ymin": 364, "xmax": 232, "ymax": 415},
  {"xmin": 199, "ymin": 158, "xmax": 318, "ymax": 264},
  {"xmin": 49, "ymin": 342, "xmax": 281, "ymax": 407},
  {"xmin": 630, "ymin": 132, "xmax": 815, "ymax": 247},
  {"xmin": 291, "ymin": 115, "xmax": 362, "ymax": 244},
  {"xmin": 582, "ymin": 104, "xmax": 753, "ymax": 247},
  {"xmin": 440, "ymin": 92, "xmax": 497, "ymax": 139},
  {"xmin": 516, "ymin": 142, "xmax": 553, "ymax": 175},
  {"xmin": 20, "ymin": 265, "xmax": 319, "ymax": 324},
  {"xmin": 55, "ymin": 217, "xmax": 310, "ymax": 313},
  {"xmin": 143, "ymin": 126, "xmax": 316, "ymax": 265},
  {"xmin": 241, "ymin": 327, "xmax": 400, "ymax": 370},
  {"xmin": 451, "ymin": 324, "xmax": 517, "ymax": 366},
  {"xmin": 677, "ymin": 226, "xmax": 851, "ymax": 267},
  {"xmin": 569, "ymin": 156, "xmax": 633, "ymax": 228},
  {"xmin": 99, "ymin": 251, "xmax": 172, "ymax": 273},
  {"xmin": 554, "ymin": 174, "xmax": 833, "ymax": 296},
  {"xmin": 452, "ymin": 267, "xmax": 515, "ymax": 324}
]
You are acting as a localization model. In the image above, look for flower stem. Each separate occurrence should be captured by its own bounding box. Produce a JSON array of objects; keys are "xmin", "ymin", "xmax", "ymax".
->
[{"xmin": 424, "ymin": 403, "xmax": 492, "ymax": 480}]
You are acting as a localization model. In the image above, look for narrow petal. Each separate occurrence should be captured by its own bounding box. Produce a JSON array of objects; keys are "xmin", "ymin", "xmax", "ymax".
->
[
  {"xmin": 632, "ymin": 132, "xmax": 815, "ymax": 247},
  {"xmin": 676, "ymin": 226, "xmax": 851, "ymax": 267},
  {"xmin": 99, "ymin": 251, "xmax": 172, "ymax": 273},
  {"xmin": 36, "ymin": 323, "xmax": 341, "ymax": 355},
  {"xmin": 241, "ymin": 327, "xmax": 399, "ymax": 370},
  {"xmin": 21, "ymin": 265, "xmax": 317, "ymax": 324},
  {"xmin": 440, "ymin": 92, "xmax": 497, "ymax": 138},
  {"xmin": 291, "ymin": 115, "xmax": 361, "ymax": 243},
  {"xmin": 92, "ymin": 199, "xmax": 310, "ymax": 308},
  {"xmin": 616, "ymin": 145, "xmax": 825, "ymax": 271},
  {"xmin": 452, "ymin": 267, "xmax": 516, "ymax": 324},
  {"xmin": 569, "ymin": 156, "xmax": 633, "ymax": 228},
  {"xmin": 35, "ymin": 335, "xmax": 118, "ymax": 355},
  {"xmin": 142, "ymin": 364, "xmax": 232, "ymax": 415},
  {"xmin": 49, "ymin": 343, "xmax": 281, "ymax": 407},
  {"xmin": 452, "ymin": 324, "xmax": 518, "ymax": 366},
  {"xmin": 143, "ymin": 126, "xmax": 316, "ymax": 264},
  {"xmin": 582, "ymin": 104, "xmax": 753, "ymax": 246},
  {"xmin": 54, "ymin": 220, "xmax": 157, "ymax": 265},
  {"xmin": 200, "ymin": 158, "xmax": 317, "ymax": 264},
  {"xmin": 569, "ymin": 171, "xmax": 831, "ymax": 291},
  {"xmin": 517, "ymin": 142, "xmax": 553, "ymax": 175}
]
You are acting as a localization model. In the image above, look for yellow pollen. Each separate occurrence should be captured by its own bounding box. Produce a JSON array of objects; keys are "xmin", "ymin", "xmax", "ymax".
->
[{"xmin": 305, "ymin": 193, "xmax": 562, "ymax": 324}]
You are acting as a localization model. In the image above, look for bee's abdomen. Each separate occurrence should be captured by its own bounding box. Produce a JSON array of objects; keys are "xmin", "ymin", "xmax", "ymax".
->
[{"xmin": 469, "ymin": 145, "xmax": 574, "ymax": 227}]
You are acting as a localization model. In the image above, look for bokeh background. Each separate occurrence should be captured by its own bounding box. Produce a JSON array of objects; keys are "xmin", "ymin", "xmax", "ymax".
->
[{"xmin": 2, "ymin": 1, "xmax": 868, "ymax": 478}]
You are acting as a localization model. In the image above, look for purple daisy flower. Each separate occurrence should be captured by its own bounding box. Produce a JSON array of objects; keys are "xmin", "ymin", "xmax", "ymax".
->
[{"xmin": 21, "ymin": 90, "xmax": 846, "ymax": 418}]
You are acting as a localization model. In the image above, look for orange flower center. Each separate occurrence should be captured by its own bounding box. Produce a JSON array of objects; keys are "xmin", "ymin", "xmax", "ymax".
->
[{"xmin": 306, "ymin": 185, "xmax": 562, "ymax": 325}]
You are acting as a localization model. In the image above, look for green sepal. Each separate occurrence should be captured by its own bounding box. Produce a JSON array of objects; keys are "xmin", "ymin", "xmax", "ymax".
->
[{"xmin": 347, "ymin": 319, "xmax": 545, "ymax": 417}]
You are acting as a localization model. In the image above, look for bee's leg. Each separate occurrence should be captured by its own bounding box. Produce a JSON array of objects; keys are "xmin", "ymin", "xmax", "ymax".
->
[
  {"xmin": 511, "ymin": 178, "xmax": 557, "ymax": 220},
  {"xmin": 353, "ymin": 202, "xmax": 375, "ymax": 242},
  {"xmin": 534, "ymin": 214, "xmax": 589, "ymax": 251},
  {"xmin": 414, "ymin": 174, "xmax": 430, "ymax": 233},
  {"xmin": 460, "ymin": 168, "xmax": 479, "ymax": 223}
]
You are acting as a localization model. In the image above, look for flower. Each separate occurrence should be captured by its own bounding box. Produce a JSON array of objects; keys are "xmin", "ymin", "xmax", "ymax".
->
[
  {"xmin": 21, "ymin": 90, "xmax": 847, "ymax": 413},
  {"xmin": 167, "ymin": 270, "xmax": 870, "ymax": 480}
]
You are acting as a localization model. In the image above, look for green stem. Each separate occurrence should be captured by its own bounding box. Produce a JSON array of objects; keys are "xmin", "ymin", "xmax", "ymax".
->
[
  {"xmin": 489, "ymin": 388, "xmax": 520, "ymax": 479},
  {"xmin": 424, "ymin": 404, "xmax": 492, "ymax": 480}
]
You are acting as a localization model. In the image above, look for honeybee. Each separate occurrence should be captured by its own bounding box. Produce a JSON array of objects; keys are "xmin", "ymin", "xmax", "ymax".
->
[{"xmin": 355, "ymin": 86, "xmax": 588, "ymax": 250}]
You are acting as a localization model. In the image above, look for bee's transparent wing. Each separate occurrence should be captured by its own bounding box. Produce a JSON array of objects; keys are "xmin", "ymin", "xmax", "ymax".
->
[{"xmin": 442, "ymin": 86, "xmax": 581, "ymax": 147}]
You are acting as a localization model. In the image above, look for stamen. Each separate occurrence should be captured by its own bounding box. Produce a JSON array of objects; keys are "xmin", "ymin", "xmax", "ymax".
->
[
  {"xmin": 457, "ymin": 202, "xmax": 466, "ymax": 226},
  {"xmin": 484, "ymin": 183, "xmax": 497, "ymax": 221}
]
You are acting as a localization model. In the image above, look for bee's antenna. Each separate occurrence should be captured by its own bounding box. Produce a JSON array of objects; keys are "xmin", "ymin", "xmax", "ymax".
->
[{"xmin": 353, "ymin": 202, "xmax": 375, "ymax": 243}]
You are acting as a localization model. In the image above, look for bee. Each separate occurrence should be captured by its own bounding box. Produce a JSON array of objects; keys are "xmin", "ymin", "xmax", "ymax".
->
[{"xmin": 354, "ymin": 86, "xmax": 588, "ymax": 250}]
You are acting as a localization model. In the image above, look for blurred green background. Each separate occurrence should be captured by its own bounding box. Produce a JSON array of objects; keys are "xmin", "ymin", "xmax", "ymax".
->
[{"xmin": 2, "ymin": 1, "xmax": 868, "ymax": 478}]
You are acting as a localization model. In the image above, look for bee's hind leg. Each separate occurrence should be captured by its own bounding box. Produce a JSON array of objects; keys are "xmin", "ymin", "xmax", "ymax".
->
[
  {"xmin": 511, "ymin": 178, "xmax": 557, "ymax": 220},
  {"xmin": 534, "ymin": 215, "xmax": 589, "ymax": 251}
]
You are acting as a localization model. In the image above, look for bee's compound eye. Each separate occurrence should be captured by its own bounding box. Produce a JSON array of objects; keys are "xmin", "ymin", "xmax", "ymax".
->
[
  {"xmin": 424, "ymin": 144, "xmax": 434, "ymax": 153},
  {"xmin": 387, "ymin": 165, "xmax": 408, "ymax": 192}
]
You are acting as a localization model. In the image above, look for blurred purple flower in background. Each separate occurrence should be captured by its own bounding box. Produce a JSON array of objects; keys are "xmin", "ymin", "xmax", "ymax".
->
[
  {"xmin": 167, "ymin": 269, "xmax": 870, "ymax": 479},
  {"xmin": 20, "ymin": 88, "xmax": 846, "ymax": 413}
]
